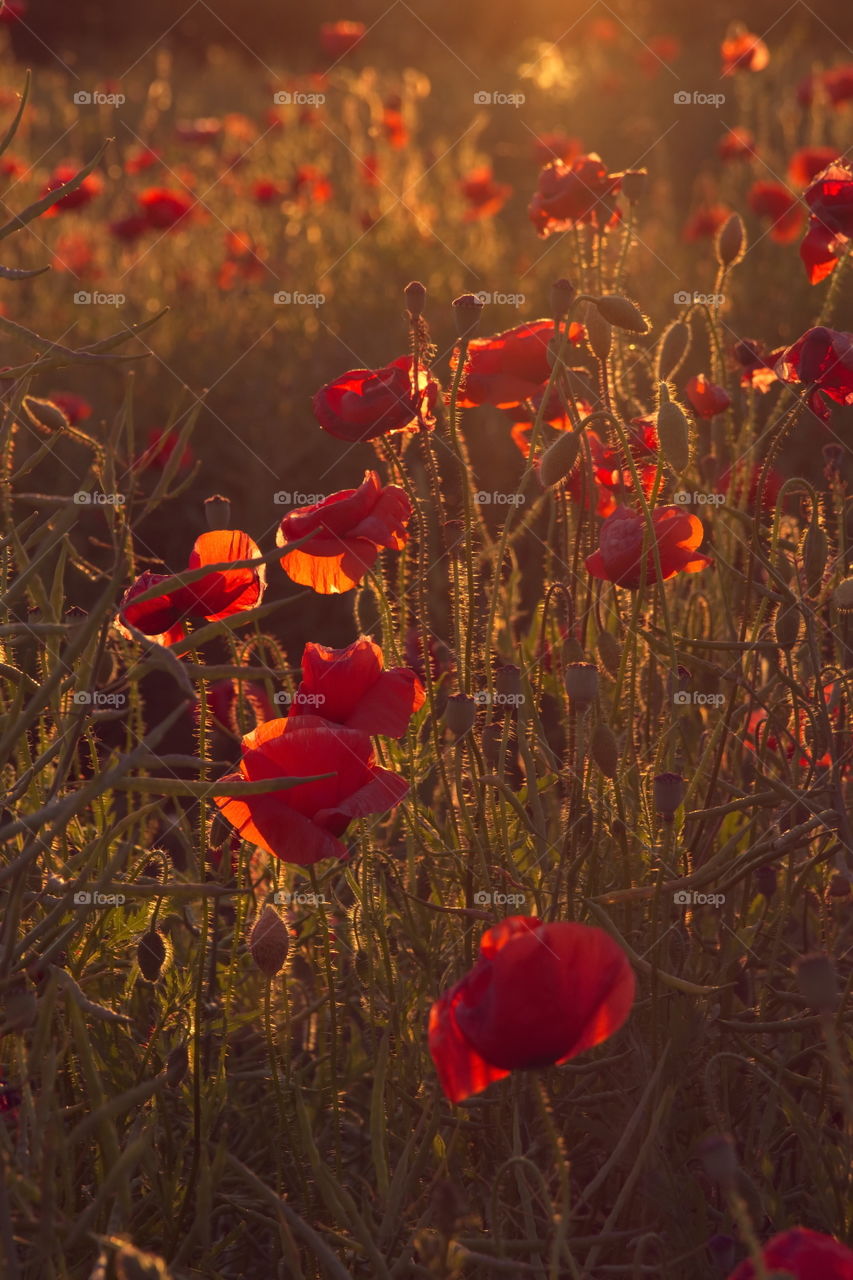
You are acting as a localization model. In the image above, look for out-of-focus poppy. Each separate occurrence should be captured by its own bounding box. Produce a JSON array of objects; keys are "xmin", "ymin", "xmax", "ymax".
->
[
  {"xmin": 732, "ymin": 339, "xmax": 783, "ymax": 392},
  {"xmin": 721, "ymin": 26, "xmax": 770, "ymax": 75},
  {"xmin": 0, "ymin": 1, "xmax": 27, "ymax": 22},
  {"xmin": 213, "ymin": 715, "xmax": 408, "ymax": 865},
  {"xmin": 110, "ymin": 213, "xmax": 149, "ymax": 243},
  {"xmin": 453, "ymin": 319, "xmax": 584, "ymax": 409},
  {"xmin": 799, "ymin": 160, "xmax": 853, "ymax": 284},
  {"xmin": 747, "ymin": 181, "xmax": 805, "ymax": 243},
  {"xmin": 428, "ymin": 916, "xmax": 635, "ymax": 1103},
  {"xmin": 320, "ymin": 20, "xmax": 365, "ymax": 59},
  {"xmin": 382, "ymin": 105, "xmax": 408, "ymax": 148},
  {"xmin": 528, "ymin": 154, "xmax": 622, "ymax": 237},
  {"xmin": 289, "ymin": 637, "xmax": 424, "ymax": 737},
  {"xmin": 717, "ymin": 127, "xmax": 756, "ymax": 162},
  {"xmin": 40, "ymin": 165, "xmax": 103, "ymax": 217},
  {"xmin": 253, "ymin": 178, "xmax": 283, "ymax": 204},
  {"xmin": 775, "ymin": 326, "xmax": 853, "ymax": 410},
  {"xmin": 683, "ymin": 204, "xmax": 731, "ymax": 241},
  {"xmin": 798, "ymin": 64, "xmax": 853, "ymax": 109},
  {"xmin": 685, "ymin": 375, "xmax": 731, "ymax": 418},
  {"xmin": 460, "ymin": 166, "xmax": 512, "ymax": 220},
  {"xmin": 789, "ymin": 146, "xmax": 839, "ymax": 187},
  {"xmin": 291, "ymin": 165, "xmax": 333, "ymax": 204},
  {"xmin": 637, "ymin": 34, "xmax": 681, "ymax": 76},
  {"xmin": 138, "ymin": 187, "xmax": 195, "ymax": 229},
  {"xmin": 135, "ymin": 427, "xmax": 194, "ymax": 472},
  {"xmin": 313, "ymin": 356, "xmax": 438, "ymax": 442},
  {"xmin": 124, "ymin": 146, "xmax": 160, "ymax": 174},
  {"xmin": 277, "ymin": 470, "xmax": 411, "ymax": 595},
  {"xmin": 725, "ymin": 1227, "xmax": 853, "ymax": 1280},
  {"xmin": 586, "ymin": 504, "xmax": 711, "ymax": 588},
  {"xmin": 47, "ymin": 391, "xmax": 92, "ymax": 424},
  {"xmin": 531, "ymin": 132, "xmax": 582, "ymax": 167}
]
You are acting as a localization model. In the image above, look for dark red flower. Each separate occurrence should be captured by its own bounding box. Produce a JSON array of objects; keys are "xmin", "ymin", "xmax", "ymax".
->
[
  {"xmin": 253, "ymin": 178, "xmax": 284, "ymax": 204},
  {"xmin": 40, "ymin": 165, "xmax": 103, "ymax": 217},
  {"xmin": 382, "ymin": 106, "xmax": 408, "ymax": 148},
  {"xmin": 637, "ymin": 34, "xmax": 681, "ymax": 76},
  {"xmin": 789, "ymin": 146, "xmax": 840, "ymax": 187},
  {"xmin": 775, "ymin": 326, "xmax": 853, "ymax": 408},
  {"xmin": 0, "ymin": 1, "xmax": 27, "ymax": 23},
  {"xmin": 453, "ymin": 319, "xmax": 584, "ymax": 409},
  {"xmin": 289, "ymin": 637, "xmax": 424, "ymax": 737},
  {"xmin": 531, "ymin": 132, "xmax": 582, "ymax": 167},
  {"xmin": 110, "ymin": 213, "xmax": 149, "ymax": 243},
  {"xmin": 320, "ymin": 20, "xmax": 365, "ymax": 58},
  {"xmin": 135, "ymin": 428, "xmax": 194, "ymax": 472},
  {"xmin": 429, "ymin": 916, "xmax": 635, "ymax": 1102},
  {"xmin": 718, "ymin": 128, "xmax": 756, "ymax": 162},
  {"xmin": 213, "ymin": 716, "xmax": 407, "ymax": 865},
  {"xmin": 725, "ymin": 1227, "xmax": 853, "ymax": 1279},
  {"xmin": 313, "ymin": 356, "xmax": 438, "ymax": 442},
  {"xmin": 124, "ymin": 146, "xmax": 160, "ymax": 175},
  {"xmin": 748, "ymin": 181, "xmax": 805, "ymax": 243},
  {"xmin": 47, "ymin": 391, "xmax": 91, "ymax": 424},
  {"xmin": 683, "ymin": 204, "xmax": 731, "ymax": 241},
  {"xmin": 799, "ymin": 160, "xmax": 853, "ymax": 284},
  {"xmin": 732, "ymin": 339, "xmax": 783, "ymax": 393},
  {"xmin": 721, "ymin": 27, "xmax": 769, "ymax": 75},
  {"xmin": 528, "ymin": 154, "xmax": 622, "ymax": 237},
  {"xmin": 138, "ymin": 187, "xmax": 194, "ymax": 229},
  {"xmin": 277, "ymin": 470, "xmax": 411, "ymax": 595},
  {"xmin": 685, "ymin": 375, "xmax": 731, "ymax": 418},
  {"xmin": 798, "ymin": 65, "xmax": 853, "ymax": 109},
  {"xmin": 291, "ymin": 165, "xmax": 332, "ymax": 204},
  {"xmin": 586, "ymin": 504, "xmax": 711, "ymax": 588},
  {"xmin": 460, "ymin": 166, "xmax": 512, "ymax": 220}
]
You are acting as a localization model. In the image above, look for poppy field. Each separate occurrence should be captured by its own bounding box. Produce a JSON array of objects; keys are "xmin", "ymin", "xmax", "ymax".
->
[{"xmin": 1, "ymin": 1, "xmax": 853, "ymax": 1278}]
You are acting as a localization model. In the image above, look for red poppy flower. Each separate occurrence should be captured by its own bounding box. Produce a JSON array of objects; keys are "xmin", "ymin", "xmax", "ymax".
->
[
  {"xmin": 726, "ymin": 1227, "xmax": 853, "ymax": 1279},
  {"xmin": 135, "ymin": 428, "xmax": 194, "ymax": 472},
  {"xmin": 291, "ymin": 165, "xmax": 332, "ymax": 204},
  {"xmin": 289, "ymin": 637, "xmax": 425, "ymax": 737},
  {"xmin": 789, "ymin": 147, "xmax": 840, "ymax": 188},
  {"xmin": 40, "ymin": 165, "xmax": 103, "ymax": 217},
  {"xmin": 717, "ymin": 128, "xmax": 756, "ymax": 162},
  {"xmin": 253, "ymin": 178, "xmax": 284, "ymax": 204},
  {"xmin": 213, "ymin": 716, "xmax": 407, "ymax": 865},
  {"xmin": 748, "ymin": 181, "xmax": 804, "ymax": 243},
  {"xmin": 798, "ymin": 65, "xmax": 853, "ymax": 109},
  {"xmin": 683, "ymin": 205, "xmax": 731, "ymax": 241},
  {"xmin": 453, "ymin": 319, "xmax": 584, "ymax": 409},
  {"xmin": 0, "ymin": 154, "xmax": 26, "ymax": 177},
  {"xmin": 685, "ymin": 375, "xmax": 731, "ymax": 419},
  {"xmin": 733, "ymin": 339, "xmax": 783, "ymax": 393},
  {"xmin": 124, "ymin": 146, "xmax": 159, "ymax": 175},
  {"xmin": 799, "ymin": 160, "xmax": 853, "ymax": 284},
  {"xmin": 277, "ymin": 470, "xmax": 411, "ymax": 595},
  {"xmin": 313, "ymin": 356, "xmax": 437, "ymax": 442},
  {"xmin": 637, "ymin": 34, "xmax": 681, "ymax": 76},
  {"xmin": 586, "ymin": 504, "xmax": 711, "ymax": 588},
  {"xmin": 138, "ymin": 187, "xmax": 194, "ymax": 229},
  {"xmin": 47, "ymin": 391, "xmax": 91, "ymax": 424},
  {"xmin": 0, "ymin": 0, "xmax": 26, "ymax": 22},
  {"xmin": 775, "ymin": 326, "xmax": 853, "ymax": 408},
  {"xmin": 506, "ymin": 382, "xmax": 595, "ymax": 458},
  {"xmin": 460, "ymin": 166, "xmax": 512, "ymax": 220},
  {"xmin": 119, "ymin": 530, "xmax": 265, "ymax": 640},
  {"xmin": 531, "ymin": 132, "xmax": 582, "ymax": 167},
  {"xmin": 320, "ymin": 20, "xmax": 365, "ymax": 59},
  {"xmin": 528, "ymin": 154, "xmax": 622, "ymax": 237},
  {"xmin": 721, "ymin": 28, "xmax": 770, "ymax": 75},
  {"xmin": 382, "ymin": 106, "xmax": 408, "ymax": 148},
  {"xmin": 175, "ymin": 117, "xmax": 222, "ymax": 145},
  {"xmin": 110, "ymin": 213, "xmax": 149, "ymax": 243},
  {"xmin": 429, "ymin": 916, "xmax": 635, "ymax": 1103}
]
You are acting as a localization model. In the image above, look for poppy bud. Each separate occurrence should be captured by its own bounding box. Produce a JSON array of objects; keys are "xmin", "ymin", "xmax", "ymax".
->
[
  {"xmin": 539, "ymin": 430, "xmax": 581, "ymax": 488},
  {"xmin": 166, "ymin": 1042, "xmax": 189, "ymax": 1088},
  {"xmin": 444, "ymin": 692, "xmax": 477, "ymax": 737},
  {"xmin": 594, "ymin": 294, "xmax": 649, "ymax": 334},
  {"xmin": 654, "ymin": 772, "xmax": 685, "ymax": 821},
  {"xmin": 137, "ymin": 929, "xmax": 168, "ymax": 982},
  {"xmin": 833, "ymin": 577, "xmax": 853, "ymax": 611},
  {"xmin": 794, "ymin": 952, "xmax": 839, "ymax": 1012},
  {"xmin": 801, "ymin": 522, "xmax": 828, "ymax": 597},
  {"xmin": 656, "ymin": 384, "xmax": 691, "ymax": 475},
  {"xmin": 495, "ymin": 664, "xmax": 521, "ymax": 700},
  {"xmin": 715, "ymin": 213, "xmax": 746, "ymax": 267},
  {"xmin": 773, "ymin": 602, "xmax": 801, "ymax": 649},
  {"xmin": 550, "ymin": 277, "xmax": 576, "ymax": 319},
  {"xmin": 753, "ymin": 864, "xmax": 777, "ymax": 900},
  {"xmin": 405, "ymin": 280, "xmax": 426, "ymax": 319},
  {"xmin": 581, "ymin": 301, "xmax": 612, "ymax": 360},
  {"xmin": 596, "ymin": 630, "xmax": 621, "ymax": 677},
  {"xmin": 590, "ymin": 722, "xmax": 619, "ymax": 777},
  {"xmin": 204, "ymin": 494, "xmax": 231, "ymax": 530},
  {"xmin": 698, "ymin": 1133, "xmax": 738, "ymax": 1188},
  {"xmin": 22, "ymin": 396, "xmax": 70, "ymax": 433},
  {"xmin": 620, "ymin": 168, "xmax": 648, "ymax": 204},
  {"xmin": 250, "ymin": 905, "xmax": 290, "ymax": 978},
  {"xmin": 657, "ymin": 319, "xmax": 690, "ymax": 381},
  {"xmin": 452, "ymin": 293, "xmax": 484, "ymax": 339},
  {"xmin": 564, "ymin": 661, "xmax": 599, "ymax": 710},
  {"xmin": 562, "ymin": 636, "xmax": 585, "ymax": 664}
]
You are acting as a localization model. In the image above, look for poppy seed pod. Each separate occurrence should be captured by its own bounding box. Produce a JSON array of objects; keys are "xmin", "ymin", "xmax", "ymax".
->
[
  {"xmin": 539, "ymin": 430, "xmax": 581, "ymax": 488},
  {"xmin": 562, "ymin": 636, "xmax": 585, "ymax": 664},
  {"xmin": 581, "ymin": 301, "xmax": 612, "ymax": 360},
  {"xmin": 698, "ymin": 1133, "xmax": 738, "ymax": 1188},
  {"xmin": 404, "ymin": 279, "xmax": 427, "ymax": 319},
  {"xmin": 452, "ymin": 293, "xmax": 485, "ymax": 339},
  {"xmin": 590, "ymin": 722, "xmax": 619, "ymax": 777},
  {"xmin": 801, "ymin": 522, "xmax": 828, "ymax": 596},
  {"xmin": 620, "ymin": 168, "xmax": 648, "ymax": 204},
  {"xmin": 773, "ymin": 602, "xmax": 802, "ymax": 648},
  {"xmin": 250, "ymin": 905, "xmax": 290, "ymax": 978},
  {"xmin": 564, "ymin": 661, "xmax": 599, "ymax": 709},
  {"xmin": 204, "ymin": 494, "xmax": 232, "ymax": 530},
  {"xmin": 794, "ymin": 952, "xmax": 839, "ymax": 1011},
  {"xmin": 653, "ymin": 771, "xmax": 685, "ymax": 820},
  {"xmin": 596, "ymin": 630, "xmax": 621, "ymax": 677},
  {"xmin": 444, "ymin": 692, "xmax": 477, "ymax": 737},
  {"xmin": 137, "ymin": 929, "xmax": 168, "ymax": 982},
  {"xmin": 656, "ymin": 384, "xmax": 691, "ymax": 475},
  {"xmin": 656, "ymin": 319, "xmax": 691, "ymax": 381},
  {"xmin": 715, "ymin": 212, "xmax": 746, "ymax": 267},
  {"xmin": 833, "ymin": 577, "xmax": 853, "ymax": 610},
  {"xmin": 495, "ymin": 664, "xmax": 521, "ymax": 700},
  {"xmin": 550, "ymin": 277, "xmax": 576, "ymax": 319},
  {"xmin": 594, "ymin": 294, "xmax": 650, "ymax": 334}
]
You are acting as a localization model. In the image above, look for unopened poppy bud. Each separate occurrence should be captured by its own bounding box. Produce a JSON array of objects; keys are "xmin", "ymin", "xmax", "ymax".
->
[
  {"xmin": 657, "ymin": 319, "xmax": 690, "ymax": 381},
  {"xmin": 250, "ymin": 905, "xmax": 290, "ymax": 977},
  {"xmin": 444, "ymin": 692, "xmax": 477, "ymax": 737},
  {"xmin": 539, "ymin": 430, "xmax": 581, "ymax": 487},
  {"xmin": 495, "ymin": 664, "xmax": 521, "ymax": 700},
  {"xmin": 204, "ymin": 494, "xmax": 231, "ymax": 530},
  {"xmin": 594, "ymin": 294, "xmax": 649, "ymax": 334},
  {"xmin": 23, "ymin": 396, "xmax": 70, "ymax": 433},
  {"xmin": 753, "ymin": 864, "xmax": 777, "ymax": 900},
  {"xmin": 550, "ymin": 277, "xmax": 576, "ymax": 319},
  {"xmin": 620, "ymin": 168, "xmax": 648, "ymax": 204},
  {"xmin": 452, "ymin": 293, "xmax": 484, "ymax": 339},
  {"xmin": 716, "ymin": 213, "xmax": 746, "ymax": 268},
  {"xmin": 801, "ymin": 523, "xmax": 828, "ymax": 596},
  {"xmin": 773, "ymin": 602, "xmax": 801, "ymax": 649},
  {"xmin": 137, "ymin": 929, "xmax": 168, "ymax": 982},
  {"xmin": 404, "ymin": 279, "xmax": 426, "ymax": 318},
  {"xmin": 166, "ymin": 1042, "xmax": 189, "ymax": 1087},
  {"xmin": 698, "ymin": 1133, "xmax": 738, "ymax": 1188},
  {"xmin": 597, "ymin": 630, "xmax": 621, "ymax": 677},
  {"xmin": 654, "ymin": 771, "xmax": 685, "ymax": 820},
  {"xmin": 833, "ymin": 577, "xmax": 853, "ymax": 611},
  {"xmin": 581, "ymin": 301, "xmax": 612, "ymax": 360},
  {"xmin": 564, "ymin": 661, "xmax": 599, "ymax": 709},
  {"xmin": 590, "ymin": 722, "xmax": 619, "ymax": 777},
  {"xmin": 794, "ymin": 952, "xmax": 839, "ymax": 1012},
  {"xmin": 656, "ymin": 384, "xmax": 691, "ymax": 474},
  {"xmin": 829, "ymin": 872, "xmax": 851, "ymax": 898}
]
